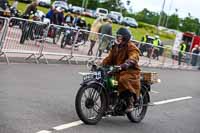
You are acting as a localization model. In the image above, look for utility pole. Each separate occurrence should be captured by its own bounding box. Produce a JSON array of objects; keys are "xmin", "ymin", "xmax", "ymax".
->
[
  {"xmin": 157, "ymin": 0, "xmax": 166, "ymax": 33},
  {"xmin": 82, "ymin": 0, "xmax": 88, "ymax": 11},
  {"xmin": 165, "ymin": 0, "xmax": 174, "ymax": 27}
]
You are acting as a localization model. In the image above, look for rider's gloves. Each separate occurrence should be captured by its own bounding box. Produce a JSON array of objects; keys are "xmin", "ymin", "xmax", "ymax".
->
[{"xmin": 120, "ymin": 59, "xmax": 137, "ymax": 70}]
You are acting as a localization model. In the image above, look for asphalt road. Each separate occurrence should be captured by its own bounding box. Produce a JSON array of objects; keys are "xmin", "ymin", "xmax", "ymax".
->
[{"xmin": 0, "ymin": 64, "xmax": 200, "ymax": 133}]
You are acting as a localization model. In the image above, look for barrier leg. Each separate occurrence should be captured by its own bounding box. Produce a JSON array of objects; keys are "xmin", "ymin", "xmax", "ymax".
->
[{"xmin": 25, "ymin": 53, "xmax": 39, "ymax": 64}]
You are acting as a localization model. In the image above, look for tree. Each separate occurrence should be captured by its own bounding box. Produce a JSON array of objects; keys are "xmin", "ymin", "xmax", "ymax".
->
[
  {"xmin": 166, "ymin": 14, "xmax": 180, "ymax": 29},
  {"xmin": 179, "ymin": 16, "xmax": 200, "ymax": 35}
]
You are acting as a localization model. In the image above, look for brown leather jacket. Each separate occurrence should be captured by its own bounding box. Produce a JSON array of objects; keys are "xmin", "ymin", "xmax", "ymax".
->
[{"xmin": 102, "ymin": 41, "xmax": 141, "ymax": 96}]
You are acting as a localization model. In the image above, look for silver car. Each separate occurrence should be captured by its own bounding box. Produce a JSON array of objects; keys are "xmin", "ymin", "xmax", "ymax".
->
[{"xmin": 122, "ymin": 17, "xmax": 138, "ymax": 28}]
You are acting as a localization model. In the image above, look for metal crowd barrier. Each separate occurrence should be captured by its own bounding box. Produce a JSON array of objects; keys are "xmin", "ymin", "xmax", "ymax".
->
[
  {"xmin": 38, "ymin": 24, "xmax": 76, "ymax": 64},
  {"xmin": 70, "ymin": 29, "xmax": 105, "ymax": 64},
  {"xmin": 1, "ymin": 17, "xmax": 48, "ymax": 63},
  {"xmin": 0, "ymin": 16, "xmax": 9, "ymax": 63},
  {"xmin": 0, "ymin": 17, "xmax": 199, "ymax": 69}
]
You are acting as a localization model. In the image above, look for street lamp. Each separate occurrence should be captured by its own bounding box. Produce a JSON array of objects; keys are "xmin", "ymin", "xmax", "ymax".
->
[{"xmin": 157, "ymin": 0, "xmax": 166, "ymax": 33}]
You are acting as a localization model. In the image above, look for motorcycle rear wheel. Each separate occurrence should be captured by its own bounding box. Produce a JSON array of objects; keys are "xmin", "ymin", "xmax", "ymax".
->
[
  {"xmin": 127, "ymin": 89, "xmax": 148, "ymax": 123},
  {"xmin": 75, "ymin": 84, "xmax": 106, "ymax": 125}
]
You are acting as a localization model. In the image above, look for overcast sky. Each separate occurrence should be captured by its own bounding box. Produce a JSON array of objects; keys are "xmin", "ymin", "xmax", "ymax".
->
[{"xmin": 122, "ymin": 0, "xmax": 200, "ymax": 19}]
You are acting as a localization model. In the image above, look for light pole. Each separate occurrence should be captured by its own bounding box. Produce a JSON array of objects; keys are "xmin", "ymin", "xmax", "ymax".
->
[
  {"xmin": 165, "ymin": 0, "xmax": 173, "ymax": 27},
  {"xmin": 157, "ymin": 0, "xmax": 166, "ymax": 30}
]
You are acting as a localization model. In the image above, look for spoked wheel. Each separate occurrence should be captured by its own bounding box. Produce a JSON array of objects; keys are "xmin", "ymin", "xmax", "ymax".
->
[
  {"xmin": 75, "ymin": 84, "xmax": 106, "ymax": 125},
  {"xmin": 127, "ymin": 90, "xmax": 148, "ymax": 123}
]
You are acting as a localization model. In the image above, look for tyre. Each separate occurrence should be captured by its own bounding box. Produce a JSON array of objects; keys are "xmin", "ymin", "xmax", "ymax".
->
[
  {"xmin": 60, "ymin": 36, "xmax": 66, "ymax": 48},
  {"xmin": 127, "ymin": 89, "xmax": 148, "ymax": 123},
  {"xmin": 75, "ymin": 83, "xmax": 106, "ymax": 125}
]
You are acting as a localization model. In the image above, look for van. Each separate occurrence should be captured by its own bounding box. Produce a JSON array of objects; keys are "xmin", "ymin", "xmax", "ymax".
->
[{"xmin": 95, "ymin": 8, "xmax": 108, "ymax": 18}]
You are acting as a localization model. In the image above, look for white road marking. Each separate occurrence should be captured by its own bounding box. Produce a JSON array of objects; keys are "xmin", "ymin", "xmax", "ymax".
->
[
  {"xmin": 53, "ymin": 120, "xmax": 83, "ymax": 131},
  {"xmin": 36, "ymin": 96, "xmax": 192, "ymax": 133},
  {"xmin": 153, "ymin": 96, "xmax": 192, "ymax": 105},
  {"xmin": 36, "ymin": 130, "xmax": 52, "ymax": 133},
  {"xmin": 150, "ymin": 90, "xmax": 160, "ymax": 94}
]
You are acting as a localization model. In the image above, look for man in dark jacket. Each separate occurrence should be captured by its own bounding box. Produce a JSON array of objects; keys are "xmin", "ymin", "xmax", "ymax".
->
[
  {"xmin": 0, "ymin": 0, "xmax": 9, "ymax": 10},
  {"xmin": 22, "ymin": 1, "xmax": 38, "ymax": 19},
  {"xmin": 98, "ymin": 18, "xmax": 112, "ymax": 57}
]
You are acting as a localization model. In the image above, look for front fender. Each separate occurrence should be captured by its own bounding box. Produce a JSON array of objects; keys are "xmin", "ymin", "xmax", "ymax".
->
[{"xmin": 80, "ymin": 80, "xmax": 109, "ymax": 106}]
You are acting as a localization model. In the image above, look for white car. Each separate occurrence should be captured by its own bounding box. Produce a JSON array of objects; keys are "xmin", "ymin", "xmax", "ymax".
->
[
  {"xmin": 38, "ymin": 0, "xmax": 51, "ymax": 7},
  {"xmin": 52, "ymin": 1, "xmax": 69, "ymax": 12},
  {"xmin": 95, "ymin": 8, "xmax": 108, "ymax": 18}
]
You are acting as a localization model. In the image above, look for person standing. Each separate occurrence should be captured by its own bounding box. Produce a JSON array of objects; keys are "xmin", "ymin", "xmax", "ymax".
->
[
  {"xmin": 152, "ymin": 35, "xmax": 160, "ymax": 60},
  {"xmin": 140, "ymin": 34, "xmax": 148, "ymax": 56},
  {"xmin": 22, "ymin": 1, "xmax": 38, "ymax": 19},
  {"xmin": 178, "ymin": 41, "xmax": 187, "ymax": 65},
  {"xmin": 0, "ymin": 0, "xmax": 9, "ymax": 10},
  {"xmin": 87, "ymin": 17, "xmax": 104, "ymax": 56},
  {"xmin": 191, "ymin": 45, "xmax": 200, "ymax": 66},
  {"xmin": 98, "ymin": 18, "xmax": 112, "ymax": 57}
]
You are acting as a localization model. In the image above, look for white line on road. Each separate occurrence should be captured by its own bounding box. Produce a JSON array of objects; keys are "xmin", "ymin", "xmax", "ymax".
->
[
  {"xmin": 153, "ymin": 96, "xmax": 192, "ymax": 105},
  {"xmin": 150, "ymin": 90, "xmax": 160, "ymax": 94},
  {"xmin": 53, "ymin": 120, "xmax": 83, "ymax": 131},
  {"xmin": 36, "ymin": 96, "xmax": 192, "ymax": 133}
]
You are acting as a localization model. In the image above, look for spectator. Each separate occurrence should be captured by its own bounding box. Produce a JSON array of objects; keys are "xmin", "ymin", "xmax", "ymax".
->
[
  {"xmin": 178, "ymin": 41, "xmax": 187, "ymax": 65},
  {"xmin": 87, "ymin": 17, "xmax": 104, "ymax": 56},
  {"xmin": 98, "ymin": 18, "xmax": 112, "ymax": 57},
  {"xmin": 73, "ymin": 14, "xmax": 81, "ymax": 26},
  {"xmin": 140, "ymin": 34, "xmax": 148, "ymax": 56},
  {"xmin": 152, "ymin": 35, "xmax": 160, "ymax": 60},
  {"xmin": 51, "ymin": 7, "xmax": 64, "ymax": 25},
  {"xmin": 191, "ymin": 45, "xmax": 200, "ymax": 66},
  {"xmin": 0, "ymin": 0, "xmax": 9, "ymax": 10},
  {"xmin": 46, "ymin": 6, "xmax": 55, "ymax": 20},
  {"xmin": 22, "ymin": 1, "xmax": 38, "ymax": 19},
  {"xmin": 64, "ymin": 12, "xmax": 74, "ymax": 26}
]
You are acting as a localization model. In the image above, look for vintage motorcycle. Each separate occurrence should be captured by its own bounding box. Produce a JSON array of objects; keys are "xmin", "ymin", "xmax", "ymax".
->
[{"xmin": 75, "ymin": 64, "xmax": 160, "ymax": 125}]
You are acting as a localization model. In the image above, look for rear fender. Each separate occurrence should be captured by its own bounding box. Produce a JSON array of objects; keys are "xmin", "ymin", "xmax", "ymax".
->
[{"xmin": 141, "ymin": 83, "xmax": 151, "ymax": 103}]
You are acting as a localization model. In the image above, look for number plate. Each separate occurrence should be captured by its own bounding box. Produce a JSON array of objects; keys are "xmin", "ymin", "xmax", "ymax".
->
[{"xmin": 83, "ymin": 74, "xmax": 94, "ymax": 81}]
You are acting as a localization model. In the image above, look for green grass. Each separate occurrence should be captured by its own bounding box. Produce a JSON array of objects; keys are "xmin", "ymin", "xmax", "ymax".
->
[{"xmin": 8, "ymin": 0, "xmax": 175, "ymax": 41}]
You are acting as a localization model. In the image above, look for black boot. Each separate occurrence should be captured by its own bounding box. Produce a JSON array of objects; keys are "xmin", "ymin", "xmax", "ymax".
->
[{"xmin": 125, "ymin": 96, "xmax": 134, "ymax": 113}]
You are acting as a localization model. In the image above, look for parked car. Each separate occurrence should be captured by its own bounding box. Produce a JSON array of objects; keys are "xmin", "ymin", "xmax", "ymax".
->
[
  {"xmin": 82, "ymin": 9, "xmax": 94, "ymax": 18},
  {"xmin": 71, "ymin": 6, "xmax": 83, "ymax": 14},
  {"xmin": 107, "ymin": 11, "xmax": 123, "ymax": 24},
  {"xmin": 95, "ymin": 8, "xmax": 108, "ymax": 18},
  {"xmin": 122, "ymin": 17, "xmax": 138, "ymax": 28},
  {"xmin": 38, "ymin": 0, "xmax": 51, "ymax": 7},
  {"xmin": 52, "ymin": 1, "xmax": 69, "ymax": 12}
]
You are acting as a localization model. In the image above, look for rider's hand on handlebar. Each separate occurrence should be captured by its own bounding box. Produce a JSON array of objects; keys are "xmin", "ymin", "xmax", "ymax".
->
[{"xmin": 107, "ymin": 66, "xmax": 122, "ymax": 75}]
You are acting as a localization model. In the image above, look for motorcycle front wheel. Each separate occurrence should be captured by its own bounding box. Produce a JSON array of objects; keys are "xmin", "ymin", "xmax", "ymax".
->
[
  {"xmin": 127, "ymin": 89, "xmax": 148, "ymax": 123},
  {"xmin": 75, "ymin": 83, "xmax": 106, "ymax": 125}
]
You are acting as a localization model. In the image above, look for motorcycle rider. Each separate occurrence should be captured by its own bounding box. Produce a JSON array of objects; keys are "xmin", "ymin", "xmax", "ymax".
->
[
  {"xmin": 76, "ymin": 17, "xmax": 87, "ymax": 29},
  {"xmin": 102, "ymin": 27, "xmax": 141, "ymax": 113},
  {"xmin": 64, "ymin": 12, "xmax": 74, "ymax": 26}
]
